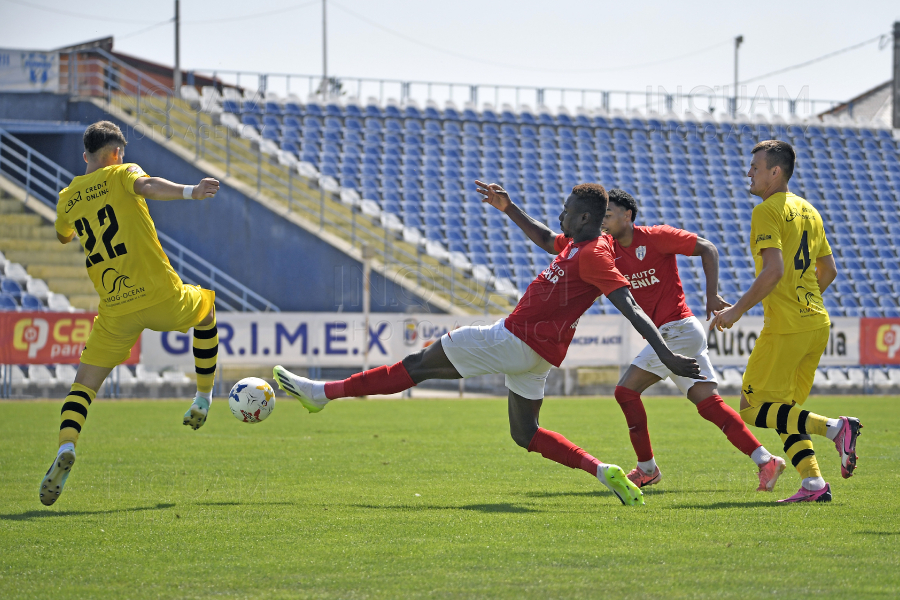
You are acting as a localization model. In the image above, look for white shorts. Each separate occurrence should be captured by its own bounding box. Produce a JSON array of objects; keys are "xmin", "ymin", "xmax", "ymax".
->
[
  {"xmin": 441, "ymin": 319, "xmax": 552, "ymax": 400},
  {"xmin": 632, "ymin": 316, "xmax": 718, "ymax": 395}
]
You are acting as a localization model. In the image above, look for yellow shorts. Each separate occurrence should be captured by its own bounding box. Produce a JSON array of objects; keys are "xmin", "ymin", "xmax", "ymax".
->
[
  {"xmin": 80, "ymin": 285, "xmax": 215, "ymax": 368},
  {"xmin": 741, "ymin": 324, "xmax": 830, "ymax": 407}
]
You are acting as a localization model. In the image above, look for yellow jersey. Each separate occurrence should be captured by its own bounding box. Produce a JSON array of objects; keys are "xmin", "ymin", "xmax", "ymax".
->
[
  {"xmin": 749, "ymin": 191, "xmax": 832, "ymax": 333},
  {"xmin": 55, "ymin": 163, "xmax": 184, "ymax": 316}
]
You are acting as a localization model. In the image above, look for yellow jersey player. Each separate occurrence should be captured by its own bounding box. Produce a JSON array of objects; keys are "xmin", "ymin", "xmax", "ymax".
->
[
  {"xmin": 710, "ymin": 140, "xmax": 862, "ymax": 503},
  {"xmin": 40, "ymin": 121, "xmax": 221, "ymax": 506}
]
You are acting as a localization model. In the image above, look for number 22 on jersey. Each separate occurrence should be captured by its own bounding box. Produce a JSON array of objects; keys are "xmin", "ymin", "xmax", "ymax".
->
[{"xmin": 74, "ymin": 204, "xmax": 128, "ymax": 268}]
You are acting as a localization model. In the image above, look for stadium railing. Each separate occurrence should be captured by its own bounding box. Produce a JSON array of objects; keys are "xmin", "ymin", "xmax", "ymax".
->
[
  {"xmin": 0, "ymin": 126, "xmax": 279, "ymax": 313},
  {"xmin": 58, "ymin": 48, "xmax": 515, "ymax": 316},
  {"xmin": 187, "ymin": 69, "xmax": 844, "ymax": 120}
]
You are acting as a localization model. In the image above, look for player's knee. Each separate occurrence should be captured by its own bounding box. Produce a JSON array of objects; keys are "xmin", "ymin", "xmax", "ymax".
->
[
  {"xmin": 614, "ymin": 385, "xmax": 639, "ymax": 406},
  {"xmin": 401, "ymin": 349, "xmax": 425, "ymax": 378},
  {"xmin": 509, "ymin": 420, "xmax": 538, "ymax": 449}
]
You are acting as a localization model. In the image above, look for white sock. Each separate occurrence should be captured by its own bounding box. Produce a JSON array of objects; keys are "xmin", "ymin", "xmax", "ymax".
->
[
  {"xmin": 825, "ymin": 419, "xmax": 842, "ymax": 440},
  {"xmin": 195, "ymin": 390, "xmax": 212, "ymax": 402},
  {"xmin": 802, "ymin": 476, "xmax": 826, "ymax": 491},
  {"xmin": 750, "ymin": 446, "xmax": 773, "ymax": 466},
  {"xmin": 311, "ymin": 381, "xmax": 327, "ymax": 401},
  {"xmin": 58, "ymin": 442, "xmax": 75, "ymax": 455},
  {"xmin": 637, "ymin": 458, "xmax": 657, "ymax": 474}
]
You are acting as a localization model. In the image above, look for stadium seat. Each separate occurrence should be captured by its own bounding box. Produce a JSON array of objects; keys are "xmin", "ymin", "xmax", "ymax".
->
[
  {"xmin": 197, "ymin": 93, "xmax": 898, "ymax": 309},
  {"xmin": 0, "ymin": 292, "xmax": 17, "ymax": 311},
  {"xmin": 20, "ymin": 293, "xmax": 43, "ymax": 311}
]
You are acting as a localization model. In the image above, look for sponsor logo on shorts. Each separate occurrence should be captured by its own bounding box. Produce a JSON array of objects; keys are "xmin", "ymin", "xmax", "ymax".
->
[{"xmin": 743, "ymin": 384, "xmax": 754, "ymax": 396}]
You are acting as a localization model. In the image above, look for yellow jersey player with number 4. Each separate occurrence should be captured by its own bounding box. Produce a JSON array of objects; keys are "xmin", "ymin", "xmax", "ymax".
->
[
  {"xmin": 40, "ymin": 121, "xmax": 221, "ymax": 507},
  {"xmin": 710, "ymin": 140, "xmax": 862, "ymax": 503}
]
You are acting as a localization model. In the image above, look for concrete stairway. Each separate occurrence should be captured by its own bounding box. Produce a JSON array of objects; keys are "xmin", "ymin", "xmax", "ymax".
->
[{"xmin": 0, "ymin": 189, "xmax": 98, "ymax": 310}]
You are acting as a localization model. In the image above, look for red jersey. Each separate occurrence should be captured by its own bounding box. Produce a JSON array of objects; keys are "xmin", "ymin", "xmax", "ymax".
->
[
  {"xmin": 605, "ymin": 225, "xmax": 698, "ymax": 328},
  {"xmin": 504, "ymin": 234, "xmax": 629, "ymax": 367}
]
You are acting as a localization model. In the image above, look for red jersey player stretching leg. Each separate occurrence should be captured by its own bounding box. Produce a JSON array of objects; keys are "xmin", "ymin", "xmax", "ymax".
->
[
  {"xmin": 274, "ymin": 181, "xmax": 701, "ymax": 507},
  {"xmin": 601, "ymin": 189, "xmax": 785, "ymax": 492}
]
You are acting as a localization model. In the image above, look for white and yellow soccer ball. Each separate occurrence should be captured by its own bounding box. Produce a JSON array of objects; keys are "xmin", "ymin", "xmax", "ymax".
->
[{"xmin": 228, "ymin": 377, "xmax": 276, "ymax": 423}]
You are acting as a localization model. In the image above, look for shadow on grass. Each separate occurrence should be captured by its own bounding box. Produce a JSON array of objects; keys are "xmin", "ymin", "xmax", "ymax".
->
[
  {"xmin": 353, "ymin": 502, "xmax": 541, "ymax": 513},
  {"xmin": 196, "ymin": 501, "xmax": 296, "ymax": 506},
  {"xmin": 522, "ymin": 490, "xmax": 604, "ymax": 499},
  {"xmin": 0, "ymin": 502, "xmax": 175, "ymax": 521},
  {"xmin": 855, "ymin": 531, "xmax": 900, "ymax": 535},
  {"xmin": 665, "ymin": 500, "xmax": 778, "ymax": 510}
]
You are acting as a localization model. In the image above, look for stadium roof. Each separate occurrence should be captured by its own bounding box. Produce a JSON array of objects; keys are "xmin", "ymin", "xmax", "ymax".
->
[{"xmin": 821, "ymin": 80, "xmax": 894, "ymax": 128}]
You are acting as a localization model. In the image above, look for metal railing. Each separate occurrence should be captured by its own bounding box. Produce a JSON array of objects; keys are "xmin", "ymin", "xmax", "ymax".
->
[
  {"xmin": 0, "ymin": 126, "xmax": 278, "ymax": 312},
  {"xmin": 60, "ymin": 48, "xmax": 511, "ymax": 314},
  {"xmin": 189, "ymin": 69, "xmax": 844, "ymax": 119}
]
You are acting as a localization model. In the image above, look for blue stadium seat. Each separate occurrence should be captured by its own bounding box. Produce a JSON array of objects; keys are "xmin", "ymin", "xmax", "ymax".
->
[
  {"xmin": 0, "ymin": 292, "xmax": 17, "ymax": 311},
  {"xmin": 1, "ymin": 278, "xmax": 22, "ymax": 299},
  {"xmin": 20, "ymin": 293, "xmax": 43, "ymax": 311}
]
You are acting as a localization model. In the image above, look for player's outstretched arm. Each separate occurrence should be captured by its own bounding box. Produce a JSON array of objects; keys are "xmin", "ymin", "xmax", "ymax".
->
[
  {"xmin": 693, "ymin": 237, "xmax": 731, "ymax": 320},
  {"xmin": 815, "ymin": 254, "xmax": 837, "ymax": 294},
  {"xmin": 133, "ymin": 177, "xmax": 220, "ymax": 201},
  {"xmin": 474, "ymin": 180, "xmax": 557, "ymax": 254},
  {"xmin": 607, "ymin": 287, "xmax": 702, "ymax": 379},
  {"xmin": 710, "ymin": 247, "xmax": 783, "ymax": 332}
]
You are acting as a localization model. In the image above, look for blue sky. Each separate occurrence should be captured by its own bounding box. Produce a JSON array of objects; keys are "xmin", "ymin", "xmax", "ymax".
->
[{"xmin": 1, "ymin": 0, "xmax": 897, "ymax": 109}]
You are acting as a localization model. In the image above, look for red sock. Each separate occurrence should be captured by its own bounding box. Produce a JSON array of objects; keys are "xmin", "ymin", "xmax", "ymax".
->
[
  {"xmin": 614, "ymin": 386, "xmax": 653, "ymax": 462},
  {"xmin": 527, "ymin": 428, "xmax": 600, "ymax": 476},
  {"xmin": 696, "ymin": 395, "xmax": 762, "ymax": 456},
  {"xmin": 323, "ymin": 361, "xmax": 416, "ymax": 399}
]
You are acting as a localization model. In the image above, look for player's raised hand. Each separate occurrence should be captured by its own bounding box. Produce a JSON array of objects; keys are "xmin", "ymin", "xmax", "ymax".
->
[
  {"xmin": 706, "ymin": 294, "xmax": 732, "ymax": 321},
  {"xmin": 662, "ymin": 353, "xmax": 703, "ymax": 380},
  {"xmin": 193, "ymin": 177, "xmax": 220, "ymax": 199},
  {"xmin": 709, "ymin": 305, "xmax": 742, "ymax": 332},
  {"xmin": 475, "ymin": 180, "xmax": 511, "ymax": 212}
]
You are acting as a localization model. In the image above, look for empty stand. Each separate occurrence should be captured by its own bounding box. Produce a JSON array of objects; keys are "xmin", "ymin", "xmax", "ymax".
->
[{"xmin": 201, "ymin": 92, "xmax": 899, "ymax": 318}]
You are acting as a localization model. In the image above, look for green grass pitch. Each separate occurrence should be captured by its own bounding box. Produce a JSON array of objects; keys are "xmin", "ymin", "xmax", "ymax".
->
[{"xmin": 1, "ymin": 395, "xmax": 898, "ymax": 599}]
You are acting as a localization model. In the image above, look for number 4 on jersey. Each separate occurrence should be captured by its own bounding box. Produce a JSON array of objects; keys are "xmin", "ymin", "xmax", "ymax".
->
[{"xmin": 793, "ymin": 230, "xmax": 811, "ymax": 276}]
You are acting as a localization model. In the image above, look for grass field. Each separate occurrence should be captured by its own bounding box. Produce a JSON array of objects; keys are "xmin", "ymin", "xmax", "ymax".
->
[{"xmin": 1, "ymin": 395, "xmax": 898, "ymax": 599}]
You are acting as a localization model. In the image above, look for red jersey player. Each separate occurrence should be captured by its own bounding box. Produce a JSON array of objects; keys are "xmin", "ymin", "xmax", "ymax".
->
[
  {"xmin": 601, "ymin": 189, "xmax": 785, "ymax": 492},
  {"xmin": 273, "ymin": 181, "xmax": 701, "ymax": 507}
]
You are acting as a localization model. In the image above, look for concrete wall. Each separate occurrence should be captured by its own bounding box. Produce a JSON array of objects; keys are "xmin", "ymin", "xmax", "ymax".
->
[
  {"xmin": 0, "ymin": 93, "xmax": 68, "ymax": 120},
  {"xmin": 0, "ymin": 94, "xmax": 443, "ymax": 313}
]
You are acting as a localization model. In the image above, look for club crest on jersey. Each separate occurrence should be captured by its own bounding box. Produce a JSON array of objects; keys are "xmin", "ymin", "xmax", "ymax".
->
[
  {"xmin": 568, "ymin": 247, "xmax": 579, "ymax": 259},
  {"xmin": 635, "ymin": 245, "xmax": 646, "ymax": 260}
]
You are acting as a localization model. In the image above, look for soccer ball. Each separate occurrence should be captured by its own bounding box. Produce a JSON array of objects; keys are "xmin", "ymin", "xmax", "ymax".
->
[{"xmin": 228, "ymin": 377, "xmax": 276, "ymax": 423}]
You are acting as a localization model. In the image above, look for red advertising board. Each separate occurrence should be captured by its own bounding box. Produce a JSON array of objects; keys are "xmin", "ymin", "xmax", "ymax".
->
[
  {"xmin": 0, "ymin": 312, "xmax": 140, "ymax": 365},
  {"xmin": 860, "ymin": 318, "xmax": 900, "ymax": 365}
]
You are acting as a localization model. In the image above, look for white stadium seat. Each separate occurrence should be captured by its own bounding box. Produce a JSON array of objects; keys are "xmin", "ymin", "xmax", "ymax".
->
[{"xmin": 55, "ymin": 364, "xmax": 77, "ymax": 386}]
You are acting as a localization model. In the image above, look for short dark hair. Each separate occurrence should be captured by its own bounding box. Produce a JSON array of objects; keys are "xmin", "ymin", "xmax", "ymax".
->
[
  {"xmin": 83, "ymin": 121, "xmax": 127, "ymax": 154},
  {"xmin": 751, "ymin": 139, "xmax": 795, "ymax": 181},
  {"xmin": 571, "ymin": 183, "xmax": 609, "ymax": 223},
  {"xmin": 608, "ymin": 188, "xmax": 638, "ymax": 223}
]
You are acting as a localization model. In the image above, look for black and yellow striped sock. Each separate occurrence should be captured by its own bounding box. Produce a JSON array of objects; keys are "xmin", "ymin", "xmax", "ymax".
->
[
  {"xmin": 780, "ymin": 433, "xmax": 822, "ymax": 479},
  {"xmin": 193, "ymin": 316, "xmax": 218, "ymax": 396},
  {"xmin": 739, "ymin": 402, "xmax": 829, "ymax": 436},
  {"xmin": 59, "ymin": 383, "xmax": 96, "ymax": 447}
]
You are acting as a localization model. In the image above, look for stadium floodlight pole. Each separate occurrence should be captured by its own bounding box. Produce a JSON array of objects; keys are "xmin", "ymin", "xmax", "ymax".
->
[
  {"xmin": 733, "ymin": 35, "xmax": 743, "ymax": 117},
  {"xmin": 322, "ymin": 0, "xmax": 328, "ymax": 99},
  {"xmin": 893, "ymin": 21, "xmax": 900, "ymax": 128},
  {"xmin": 173, "ymin": 0, "xmax": 181, "ymax": 97}
]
